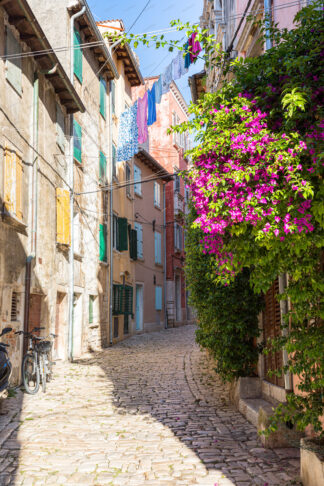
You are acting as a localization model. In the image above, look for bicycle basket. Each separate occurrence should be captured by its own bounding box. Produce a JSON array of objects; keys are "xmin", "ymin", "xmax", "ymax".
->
[{"xmin": 36, "ymin": 340, "xmax": 52, "ymax": 353}]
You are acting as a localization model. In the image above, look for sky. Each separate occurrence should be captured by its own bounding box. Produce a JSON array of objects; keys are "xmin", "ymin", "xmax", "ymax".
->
[{"xmin": 87, "ymin": 0, "xmax": 205, "ymax": 104}]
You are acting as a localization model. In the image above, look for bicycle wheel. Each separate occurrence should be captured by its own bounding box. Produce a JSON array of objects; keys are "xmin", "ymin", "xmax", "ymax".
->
[
  {"xmin": 22, "ymin": 353, "xmax": 40, "ymax": 394},
  {"xmin": 40, "ymin": 354, "xmax": 46, "ymax": 393}
]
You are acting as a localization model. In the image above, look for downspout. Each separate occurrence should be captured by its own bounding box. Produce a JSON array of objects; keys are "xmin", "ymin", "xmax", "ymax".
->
[
  {"xmin": 163, "ymin": 183, "xmax": 167, "ymax": 329},
  {"xmin": 278, "ymin": 273, "xmax": 292, "ymax": 391},
  {"xmin": 109, "ymin": 80, "xmax": 113, "ymax": 345},
  {"xmin": 68, "ymin": 5, "xmax": 86, "ymax": 362},
  {"xmin": 264, "ymin": 0, "xmax": 272, "ymax": 51}
]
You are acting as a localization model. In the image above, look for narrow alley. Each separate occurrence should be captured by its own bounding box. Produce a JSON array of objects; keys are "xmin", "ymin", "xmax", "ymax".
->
[{"xmin": 1, "ymin": 326, "xmax": 300, "ymax": 486}]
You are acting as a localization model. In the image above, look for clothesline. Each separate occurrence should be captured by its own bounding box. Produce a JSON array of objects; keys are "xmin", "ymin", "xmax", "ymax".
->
[{"xmin": 116, "ymin": 33, "xmax": 202, "ymax": 163}]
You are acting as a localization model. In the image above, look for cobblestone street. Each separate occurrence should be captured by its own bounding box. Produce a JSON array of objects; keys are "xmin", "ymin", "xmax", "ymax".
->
[{"xmin": 0, "ymin": 325, "xmax": 301, "ymax": 485}]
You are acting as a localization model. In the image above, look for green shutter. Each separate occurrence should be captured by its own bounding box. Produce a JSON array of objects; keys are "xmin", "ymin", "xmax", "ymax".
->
[
  {"xmin": 117, "ymin": 217, "xmax": 128, "ymax": 251},
  {"xmin": 73, "ymin": 28, "xmax": 82, "ymax": 82},
  {"xmin": 73, "ymin": 119, "xmax": 82, "ymax": 163},
  {"xmin": 99, "ymin": 151, "xmax": 106, "ymax": 184},
  {"xmin": 130, "ymin": 229, "xmax": 137, "ymax": 260},
  {"xmin": 89, "ymin": 295, "xmax": 94, "ymax": 323},
  {"xmin": 99, "ymin": 223, "xmax": 107, "ymax": 262},
  {"xmin": 113, "ymin": 285, "xmax": 123, "ymax": 315},
  {"xmin": 100, "ymin": 77, "xmax": 106, "ymax": 118},
  {"xmin": 122, "ymin": 286, "xmax": 133, "ymax": 315}
]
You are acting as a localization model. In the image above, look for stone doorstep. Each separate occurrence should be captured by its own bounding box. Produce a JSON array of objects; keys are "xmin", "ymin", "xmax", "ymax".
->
[
  {"xmin": 239, "ymin": 398, "xmax": 274, "ymax": 429},
  {"xmin": 300, "ymin": 438, "xmax": 324, "ymax": 486}
]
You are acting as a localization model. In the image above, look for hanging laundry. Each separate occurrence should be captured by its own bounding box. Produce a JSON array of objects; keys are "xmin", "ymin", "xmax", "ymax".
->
[
  {"xmin": 154, "ymin": 76, "xmax": 162, "ymax": 104},
  {"xmin": 147, "ymin": 86, "xmax": 156, "ymax": 126},
  {"xmin": 184, "ymin": 41, "xmax": 191, "ymax": 69},
  {"xmin": 161, "ymin": 63, "xmax": 172, "ymax": 94},
  {"xmin": 137, "ymin": 92, "xmax": 148, "ymax": 144},
  {"xmin": 117, "ymin": 102, "xmax": 138, "ymax": 162},
  {"xmin": 171, "ymin": 52, "xmax": 182, "ymax": 80},
  {"xmin": 188, "ymin": 32, "xmax": 202, "ymax": 63}
]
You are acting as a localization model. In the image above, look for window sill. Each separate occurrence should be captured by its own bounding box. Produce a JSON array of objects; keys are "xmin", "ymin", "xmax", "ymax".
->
[
  {"xmin": 126, "ymin": 193, "xmax": 133, "ymax": 201},
  {"xmin": 99, "ymin": 261, "xmax": 109, "ymax": 267},
  {"xmin": 56, "ymin": 141, "xmax": 65, "ymax": 154},
  {"xmin": 154, "ymin": 204, "xmax": 161, "ymax": 210},
  {"xmin": 1, "ymin": 210, "xmax": 27, "ymax": 234},
  {"xmin": 74, "ymin": 157, "xmax": 82, "ymax": 166},
  {"xmin": 134, "ymin": 192, "xmax": 142, "ymax": 198},
  {"xmin": 155, "ymin": 262, "xmax": 163, "ymax": 268},
  {"xmin": 56, "ymin": 242, "xmax": 70, "ymax": 253},
  {"xmin": 74, "ymin": 252, "xmax": 83, "ymax": 261}
]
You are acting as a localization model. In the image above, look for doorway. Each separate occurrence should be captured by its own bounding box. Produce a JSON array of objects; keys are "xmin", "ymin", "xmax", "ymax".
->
[
  {"xmin": 72, "ymin": 293, "xmax": 83, "ymax": 358},
  {"xmin": 175, "ymin": 276, "xmax": 181, "ymax": 322},
  {"xmin": 135, "ymin": 284, "xmax": 143, "ymax": 331},
  {"xmin": 54, "ymin": 292, "xmax": 66, "ymax": 359}
]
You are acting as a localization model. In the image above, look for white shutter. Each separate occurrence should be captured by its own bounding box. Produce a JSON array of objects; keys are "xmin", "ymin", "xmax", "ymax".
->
[
  {"xmin": 135, "ymin": 223, "xmax": 143, "ymax": 258},
  {"xmin": 134, "ymin": 165, "xmax": 142, "ymax": 195}
]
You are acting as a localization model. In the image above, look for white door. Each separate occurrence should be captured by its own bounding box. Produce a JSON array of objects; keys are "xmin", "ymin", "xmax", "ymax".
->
[
  {"xmin": 135, "ymin": 284, "xmax": 143, "ymax": 331},
  {"xmin": 175, "ymin": 276, "xmax": 181, "ymax": 322},
  {"xmin": 73, "ymin": 293, "xmax": 82, "ymax": 358}
]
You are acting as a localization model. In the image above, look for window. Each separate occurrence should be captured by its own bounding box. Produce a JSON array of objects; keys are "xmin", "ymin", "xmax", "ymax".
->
[
  {"xmin": 56, "ymin": 103, "xmax": 65, "ymax": 152},
  {"xmin": 118, "ymin": 217, "xmax": 128, "ymax": 251},
  {"xmin": 99, "ymin": 151, "xmax": 106, "ymax": 185},
  {"xmin": 134, "ymin": 165, "xmax": 142, "ymax": 195},
  {"xmin": 129, "ymin": 226, "xmax": 137, "ymax": 260},
  {"xmin": 134, "ymin": 222, "xmax": 143, "ymax": 259},
  {"xmin": 99, "ymin": 223, "xmax": 107, "ymax": 262},
  {"xmin": 154, "ymin": 232, "xmax": 162, "ymax": 265},
  {"xmin": 89, "ymin": 295, "xmax": 94, "ymax": 324},
  {"xmin": 113, "ymin": 214, "xmax": 118, "ymax": 250},
  {"xmin": 154, "ymin": 181, "xmax": 160, "ymax": 208},
  {"xmin": 3, "ymin": 148, "xmax": 23, "ymax": 220},
  {"xmin": 111, "ymin": 80, "xmax": 116, "ymax": 115},
  {"xmin": 73, "ymin": 212, "xmax": 81, "ymax": 255},
  {"xmin": 73, "ymin": 119, "xmax": 82, "ymax": 163},
  {"xmin": 174, "ymin": 223, "xmax": 183, "ymax": 251},
  {"xmin": 11, "ymin": 292, "xmax": 18, "ymax": 321},
  {"xmin": 73, "ymin": 28, "xmax": 82, "ymax": 83},
  {"xmin": 113, "ymin": 285, "xmax": 133, "ymax": 315},
  {"xmin": 56, "ymin": 188, "xmax": 70, "ymax": 245},
  {"xmin": 155, "ymin": 286, "xmax": 162, "ymax": 311},
  {"xmin": 126, "ymin": 164, "xmax": 131, "ymax": 197},
  {"xmin": 99, "ymin": 76, "xmax": 106, "ymax": 119},
  {"xmin": 112, "ymin": 143, "xmax": 117, "ymax": 178},
  {"xmin": 6, "ymin": 28, "xmax": 21, "ymax": 94},
  {"xmin": 174, "ymin": 173, "xmax": 180, "ymax": 193}
]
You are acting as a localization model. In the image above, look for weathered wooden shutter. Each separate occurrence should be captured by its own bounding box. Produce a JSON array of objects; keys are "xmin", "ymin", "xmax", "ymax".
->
[
  {"xmin": 155, "ymin": 286, "xmax": 162, "ymax": 311},
  {"xmin": 99, "ymin": 223, "xmax": 107, "ymax": 262},
  {"xmin": 73, "ymin": 120, "xmax": 82, "ymax": 163},
  {"xmin": 6, "ymin": 28, "xmax": 22, "ymax": 94},
  {"xmin": 134, "ymin": 223, "xmax": 143, "ymax": 258},
  {"xmin": 56, "ymin": 188, "xmax": 70, "ymax": 245},
  {"xmin": 118, "ymin": 217, "xmax": 128, "ymax": 251},
  {"xmin": 123, "ymin": 285, "xmax": 133, "ymax": 315},
  {"xmin": 15, "ymin": 154, "xmax": 23, "ymax": 220},
  {"xmin": 73, "ymin": 28, "xmax": 82, "ymax": 82},
  {"xmin": 99, "ymin": 151, "xmax": 106, "ymax": 184},
  {"xmin": 113, "ymin": 285, "xmax": 123, "ymax": 315},
  {"xmin": 99, "ymin": 77, "xmax": 106, "ymax": 118},
  {"xmin": 129, "ymin": 228, "xmax": 137, "ymax": 260}
]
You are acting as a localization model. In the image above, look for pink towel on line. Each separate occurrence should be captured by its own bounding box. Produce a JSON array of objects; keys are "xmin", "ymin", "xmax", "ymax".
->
[{"xmin": 188, "ymin": 32, "xmax": 202, "ymax": 63}]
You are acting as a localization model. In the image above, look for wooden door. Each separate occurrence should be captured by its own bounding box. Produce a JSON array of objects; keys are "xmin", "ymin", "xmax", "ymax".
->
[{"xmin": 263, "ymin": 279, "xmax": 284, "ymax": 388}]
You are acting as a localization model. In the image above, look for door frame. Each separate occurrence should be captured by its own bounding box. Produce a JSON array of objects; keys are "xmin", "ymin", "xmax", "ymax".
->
[{"xmin": 135, "ymin": 283, "xmax": 144, "ymax": 331}]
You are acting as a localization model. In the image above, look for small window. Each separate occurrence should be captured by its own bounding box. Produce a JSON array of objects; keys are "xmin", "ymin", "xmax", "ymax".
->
[
  {"xmin": 155, "ymin": 286, "xmax": 162, "ymax": 311},
  {"xmin": 113, "ymin": 214, "xmax": 118, "ymax": 250},
  {"xmin": 134, "ymin": 223, "xmax": 143, "ymax": 259},
  {"xmin": 6, "ymin": 28, "xmax": 22, "ymax": 94},
  {"xmin": 56, "ymin": 103, "xmax": 65, "ymax": 152},
  {"xmin": 89, "ymin": 295, "xmax": 94, "ymax": 324},
  {"xmin": 112, "ymin": 143, "xmax": 117, "ymax": 178},
  {"xmin": 154, "ymin": 181, "xmax": 161, "ymax": 208},
  {"xmin": 73, "ymin": 28, "xmax": 82, "ymax": 83},
  {"xmin": 126, "ymin": 164, "xmax": 131, "ymax": 197},
  {"xmin": 73, "ymin": 120, "xmax": 82, "ymax": 163},
  {"xmin": 154, "ymin": 232, "xmax": 162, "ymax": 265},
  {"xmin": 111, "ymin": 80, "xmax": 116, "ymax": 115},
  {"xmin": 11, "ymin": 292, "xmax": 18, "ymax": 321},
  {"xmin": 99, "ymin": 77, "xmax": 106, "ymax": 119},
  {"xmin": 134, "ymin": 165, "xmax": 142, "ymax": 196},
  {"xmin": 114, "ymin": 317, "xmax": 119, "ymax": 338}
]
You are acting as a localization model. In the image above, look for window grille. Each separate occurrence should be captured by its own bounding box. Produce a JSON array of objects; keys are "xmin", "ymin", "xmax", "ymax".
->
[{"xmin": 11, "ymin": 292, "xmax": 18, "ymax": 321}]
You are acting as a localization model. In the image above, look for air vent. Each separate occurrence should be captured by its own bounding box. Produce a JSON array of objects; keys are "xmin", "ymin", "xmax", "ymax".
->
[{"xmin": 11, "ymin": 292, "xmax": 18, "ymax": 321}]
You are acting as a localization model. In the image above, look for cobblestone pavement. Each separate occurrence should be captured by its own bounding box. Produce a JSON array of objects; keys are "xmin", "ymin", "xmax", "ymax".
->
[{"xmin": 0, "ymin": 325, "xmax": 301, "ymax": 486}]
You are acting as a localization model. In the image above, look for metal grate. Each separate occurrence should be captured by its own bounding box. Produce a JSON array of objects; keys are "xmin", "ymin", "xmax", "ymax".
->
[{"xmin": 11, "ymin": 291, "xmax": 18, "ymax": 321}]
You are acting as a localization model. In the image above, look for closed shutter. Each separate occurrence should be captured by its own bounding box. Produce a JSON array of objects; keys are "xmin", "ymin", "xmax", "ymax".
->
[
  {"xmin": 4, "ymin": 148, "xmax": 15, "ymax": 213},
  {"xmin": 73, "ymin": 28, "xmax": 82, "ymax": 82},
  {"xmin": 154, "ymin": 182, "xmax": 160, "ymax": 207},
  {"xmin": 6, "ymin": 28, "xmax": 22, "ymax": 94},
  {"xmin": 130, "ymin": 229, "xmax": 137, "ymax": 260},
  {"xmin": 155, "ymin": 286, "xmax": 162, "ymax": 311},
  {"xmin": 100, "ymin": 77, "xmax": 106, "ymax": 118},
  {"xmin": 99, "ymin": 223, "xmax": 107, "ymax": 262},
  {"xmin": 73, "ymin": 120, "xmax": 82, "ymax": 163},
  {"xmin": 99, "ymin": 151, "xmax": 106, "ymax": 184},
  {"xmin": 56, "ymin": 188, "xmax": 70, "ymax": 245},
  {"xmin": 155, "ymin": 232, "xmax": 161, "ymax": 264},
  {"xmin": 134, "ymin": 223, "xmax": 143, "ymax": 258},
  {"xmin": 15, "ymin": 154, "xmax": 23, "ymax": 220},
  {"xmin": 113, "ymin": 284, "xmax": 123, "ymax": 315},
  {"xmin": 56, "ymin": 103, "xmax": 65, "ymax": 152},
  {"xmin": 118, "ymin": 217, "xmax": 128, "ymax": 251},
  {"xmin": 134, "ymin": 165, "xmax": 141, "ymax": 195},
  {"xmin": 122, "ymin": 285, "xmax": 133, "ymax": 316}
]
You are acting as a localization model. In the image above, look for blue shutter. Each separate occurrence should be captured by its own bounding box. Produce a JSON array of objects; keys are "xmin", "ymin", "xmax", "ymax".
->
[
  {"xmin": 155, "ymin": 232, "xmax": 161, "ymax": 264},
  {"xmin": 74, "ymin": 28, "xmax": 82, "ymax": 82},
  {"xmin": 155, "ymin": 286, "xmax": 162, "ymax": 311},
  {"xmin": 134, "ymin": 223, "xmax": 143, "ymax": 258}
]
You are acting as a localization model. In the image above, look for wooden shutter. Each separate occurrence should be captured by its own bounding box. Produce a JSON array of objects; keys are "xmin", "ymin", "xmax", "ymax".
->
[
  {"xmin": 56, "ymin": 188, "xmax": 70, "ymax": 245},
  {"xmin": 263, "ymin": 279, "xmax": 284, "ymax": 388},
  {"xmin": 99, "ymin": 151, "xmax": 106, "ymax": 184},
  {"xmin": 6, "ymin": 28, "xmax": 22, "ymax": 94},
  {"xmin": 73, "ymin": 120, "xmax": 82, "ymax": 163},
  {"xmin": 134, "ymin": 223, "xmax": 143, "ymax": 258},
  {"xmin": 100, "ymin": 77, "xmax": 106, "ymax": 118},
  {"xmin": 15, "ymin": 153, "xmax": 23, "ymax": 220},
  {"xmin": 130, "ymin": 229, "xmax": 137, "ymax": 260},
  {"xmin": 4, "ymin": 148, "xmax": 15, "ymax": 213},
  {"xmin": 154, "ymin": 232, "xmax": 161, "ymax": 264},
  {"xmin": 118, "ymin": 217, "xmax": 128, "ymax": 251},
  {"xmin": 99, "ymin": 223, "xmax": 107, "ymax": 262},
  {"xmin": 73, "ymin": 28, "xmax": 82, "ymax": 82},
  {"xmin": 123, "ymin": 285, "xmax": 133, "ymax": 315},
  {"xmin": 155, "ymin": 286, "xmax": 162, "ymax": 311}
]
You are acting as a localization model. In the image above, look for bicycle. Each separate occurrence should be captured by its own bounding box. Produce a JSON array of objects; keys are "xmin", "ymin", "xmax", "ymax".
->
[{"xmin": 15, "ymin": 327, "xmax": 57, "ymax": 394}]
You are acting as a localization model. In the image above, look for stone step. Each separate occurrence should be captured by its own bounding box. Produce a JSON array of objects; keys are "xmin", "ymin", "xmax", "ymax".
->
[{"xmin": 238, "ymin": 398, "xmax": 274, "ymax": 428}]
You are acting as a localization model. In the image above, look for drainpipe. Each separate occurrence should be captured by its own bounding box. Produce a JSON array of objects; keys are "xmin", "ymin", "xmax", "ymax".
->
[
  {"xmin": 264, "ymin": 0, "xmax": 272, "ymax": 51},
  {"xmin": 109, "ymin": 80, "xmax": 114, "ymax": 345},
  {"xmin": 278, "ymin": 273, "xmax": 292, "ymax": 391},
  {"xmin": 68, "ymin": 5, "xmax": 86, "ymax": 362}
]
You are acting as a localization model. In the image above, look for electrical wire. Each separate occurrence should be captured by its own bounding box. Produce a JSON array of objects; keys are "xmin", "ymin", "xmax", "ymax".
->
[{"xmin": 126, "ymin": 0, "xmax": 152, "ymax": 34}]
